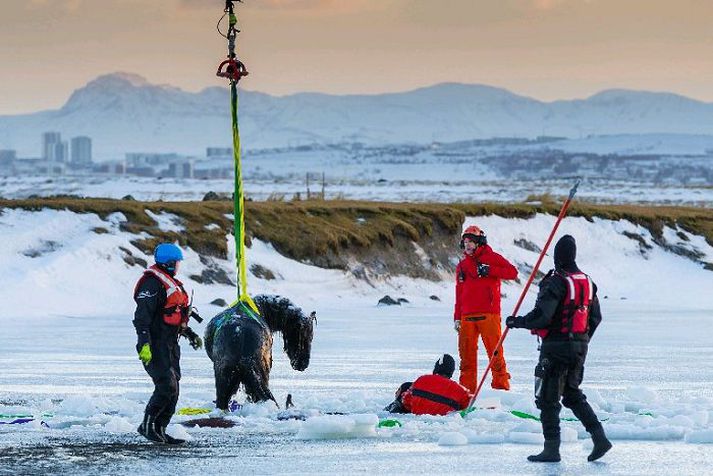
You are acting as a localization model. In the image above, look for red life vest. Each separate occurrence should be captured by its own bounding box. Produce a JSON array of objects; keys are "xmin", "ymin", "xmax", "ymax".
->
[
  {"xmin": 532, "ymin": 270, "xmax": 593, "ymax": 339},
  {"xmin": 134, "ymin": 265, "xmax": 190, "ymax": 326},
  {"xmin": 401, "ymin": 374, "xmax": 471, "ymax": 416}
]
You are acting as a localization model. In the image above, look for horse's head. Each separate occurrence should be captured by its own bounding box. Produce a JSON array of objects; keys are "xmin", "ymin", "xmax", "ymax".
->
[
  {"xmin": 283, "ymin": 310, "xmax": 315, "ymax": 371},
  {"xmin": 254, "ymin": 294, "xmax": 316, "ymax": 371}
]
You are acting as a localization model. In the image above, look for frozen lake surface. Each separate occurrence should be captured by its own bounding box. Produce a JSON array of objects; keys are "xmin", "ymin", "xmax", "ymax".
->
[{"xmin": 2, "ymin": 299, "xmax": 712, "ymax": 475}]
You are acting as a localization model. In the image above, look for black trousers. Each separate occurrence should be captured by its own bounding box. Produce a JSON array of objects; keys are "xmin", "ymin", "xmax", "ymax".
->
[
  {"xmin": 143, "ymin": 339, "xmax": 181, "ymax": 427},
  {"xmin": 535, "ymin": 341, "xmax": 601, "ymax": 440}
]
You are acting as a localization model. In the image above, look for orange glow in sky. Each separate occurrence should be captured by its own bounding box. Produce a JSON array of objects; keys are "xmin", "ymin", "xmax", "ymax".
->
[{"xmin": 1, "ymin": 0, "xmax": 712, "ymax": 114}]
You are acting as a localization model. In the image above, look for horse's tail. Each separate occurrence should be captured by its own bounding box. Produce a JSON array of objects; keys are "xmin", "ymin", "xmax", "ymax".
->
[{"xmin": 240, "ymin": 363, "xmax": 279, "ymax": 407}]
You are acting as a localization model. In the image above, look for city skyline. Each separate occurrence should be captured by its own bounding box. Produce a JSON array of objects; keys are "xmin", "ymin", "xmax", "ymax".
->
[{"xmin": 1, "ymin": 0, "xmax": 712, "ymax": 115}]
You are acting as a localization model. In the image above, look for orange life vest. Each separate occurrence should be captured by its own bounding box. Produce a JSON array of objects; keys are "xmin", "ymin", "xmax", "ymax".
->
[
  {"xmin": 532, "ymin": 270, "xmax": 592, "ymax": 339},
  {"xmin": 136, "ymin": 265, "xmax": 190, "ymax": 326}
]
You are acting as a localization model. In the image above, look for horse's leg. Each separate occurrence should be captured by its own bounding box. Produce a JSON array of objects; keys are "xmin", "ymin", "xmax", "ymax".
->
[{"xmin": 214, "ymin": 364, "xmax": 240, "ymax": 411}]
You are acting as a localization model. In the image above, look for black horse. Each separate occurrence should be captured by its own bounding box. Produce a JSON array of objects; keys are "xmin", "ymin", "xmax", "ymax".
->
[{"xmin": 204, "ymin": 294, "xmax": 315, "ymax": 410}]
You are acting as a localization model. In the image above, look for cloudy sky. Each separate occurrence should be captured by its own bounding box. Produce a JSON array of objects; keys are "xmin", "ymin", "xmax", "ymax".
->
[{"xmin": 1, "ymin": 0, "xmax": 712, "ymax": 114}]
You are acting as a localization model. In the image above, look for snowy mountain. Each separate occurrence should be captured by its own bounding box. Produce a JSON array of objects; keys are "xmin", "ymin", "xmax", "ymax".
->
[{"xmin": 2, "ymin": 72, "xmax": 713, "ymax": 159}]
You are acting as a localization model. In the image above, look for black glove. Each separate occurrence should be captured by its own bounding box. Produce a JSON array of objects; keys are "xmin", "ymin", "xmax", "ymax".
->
[
  {"xmin": 506, "ymin": 315, "xmax": 522, "ymax": 329},
  {"xmin": 477, "ymin": 263, "xmax": 490, "ymax": 277},
  {"xmin": 135, "ymin": 330, "xmax": 150, "ymax": 353},
  {"xmin": 182, "ymin": 326, "xmax": 203, "ymax": 350}
]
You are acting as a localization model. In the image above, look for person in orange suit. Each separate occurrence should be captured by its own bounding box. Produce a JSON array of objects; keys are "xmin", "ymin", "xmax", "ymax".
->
[{"xmin": 454, "ymin": 225, "xmax": 518, "ymax": 392}]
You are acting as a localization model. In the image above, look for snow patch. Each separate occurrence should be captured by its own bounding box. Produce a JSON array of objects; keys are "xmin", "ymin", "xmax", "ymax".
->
[{"xmin": 145, "ymin": 210, "xmax": 185, "ymax": 233}]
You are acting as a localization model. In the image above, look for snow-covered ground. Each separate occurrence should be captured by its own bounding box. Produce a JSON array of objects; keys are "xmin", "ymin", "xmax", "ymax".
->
[
  {"xmin": 2, "ymin": 175, "xmax": 713, "ymax": 207},
  {"xmin": 1, "ymin": 210, "xmax": 713, "ymax": 474}
]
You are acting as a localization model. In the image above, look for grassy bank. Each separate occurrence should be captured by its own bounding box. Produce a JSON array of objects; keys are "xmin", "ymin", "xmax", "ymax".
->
[{"xmin": 1, "ymin": 197, "xmax": 712, "ymax": 272}]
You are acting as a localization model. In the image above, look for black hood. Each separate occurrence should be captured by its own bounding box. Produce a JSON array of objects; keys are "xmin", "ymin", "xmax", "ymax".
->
[
  {"xmin": 554, "ymin": 235, "xmax": 578, "ymax": 271},
  {"xmin": 433, "ymin": 354, "xmax": 455, "ymax": 379}
]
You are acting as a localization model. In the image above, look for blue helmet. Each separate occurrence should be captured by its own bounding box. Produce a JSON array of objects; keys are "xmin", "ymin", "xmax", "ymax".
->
[{"xmin": 154, "ymin": 243, "xmax": 184, "ymax": 264}]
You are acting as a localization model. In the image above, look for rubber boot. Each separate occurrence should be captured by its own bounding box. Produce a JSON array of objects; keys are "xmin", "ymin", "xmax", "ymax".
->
[
  {"xmin": 158, "ymin": 425, "xmax": 186, "ymax": 445},
  {"xmin": 137, "ymin": 413, "xmax": 166, "ymax": 443},
  {"xmin": 588, "ymin": 427, "xmax": 612, "ymax": 462},
  {"xmin": 491, "ymin": 372, "xmax": 511, "ymax": 391},
  {"xmin": 527, "ymin": 438, "xmax": 561, "ymax": 462}
]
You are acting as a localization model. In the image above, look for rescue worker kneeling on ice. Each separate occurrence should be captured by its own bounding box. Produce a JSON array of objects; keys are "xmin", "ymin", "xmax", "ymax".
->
[
  {"xmin": 132, "ymin": 243, "xmax": 203, "ymax": 444},
  {"xmin": 506, "ymin": 235, "xmax": 612, "ymax": 463},
  {"xmin": 384, "ymin": 354, "xmax": 471, "ymax": 416}
]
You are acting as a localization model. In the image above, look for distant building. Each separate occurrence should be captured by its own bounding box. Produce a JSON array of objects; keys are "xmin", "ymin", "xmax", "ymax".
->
[
  {"xmin": 0, "ymin": 149, "xmax": 16, "ymax": 175},
  {"xmin": 0, "ymin": 149, "xmax": 16, "ymax": 164},
  {"xmin": 55, "ymin": 141, "xmax": 68, "ymax": 162},
  {"xmin": 31, "ymin": 159, "xmax": 66, "ymax": 175},
  {"xmin": 70, "ymin": 136, "xmax": 92, "ymax": 165},
  {"xmin": 94, "ymin": 160, "xmax": 126, "ymax": 175},
  {"xmin": 207, "ymin": 147, "xmax": 232, "ymax": 158},
  {"xmin": 168, "ymin": 160, "xmax": 194, "ymax": 179},
  {"xmin": 42, "ymin": 132, "xmax": 68, "ymax": 162},
  {"xmin": 194, "ymin": 160, "xmax": 232, "ymax": 179},
  {"xmin": 126, "ymin": 152, "xmax": 179, "ymax": 168}
]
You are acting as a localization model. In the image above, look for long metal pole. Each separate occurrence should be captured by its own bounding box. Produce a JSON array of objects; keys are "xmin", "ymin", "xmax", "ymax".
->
[{"xmin": 466, "ymin": 181, "xmax": 580, "ymax": 410}]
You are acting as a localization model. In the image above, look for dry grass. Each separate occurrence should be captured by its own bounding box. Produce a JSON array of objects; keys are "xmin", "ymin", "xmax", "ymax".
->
[{"xmin": 2, "ymin": 197, "xmax": 712, "ymax": 266}]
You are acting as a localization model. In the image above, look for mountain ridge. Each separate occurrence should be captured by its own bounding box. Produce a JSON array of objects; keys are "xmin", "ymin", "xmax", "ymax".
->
[{"xmin": 2, "ymin": 72, "xmax": 713, "ymax": 159}]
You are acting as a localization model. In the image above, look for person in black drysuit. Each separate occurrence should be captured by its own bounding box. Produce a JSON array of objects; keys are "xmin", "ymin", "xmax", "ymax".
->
[
  {"xmin": 506, "ymin": 235, "xmax": 612, "ymax": 463},
  {"xmin": 133, "ymin": 243, "xmax": 202, "ymax": 444}
]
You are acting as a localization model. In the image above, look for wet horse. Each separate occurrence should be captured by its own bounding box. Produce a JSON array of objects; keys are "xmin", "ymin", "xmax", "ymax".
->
[{"xmin": 204, "ymin": 295, "xmax": 315, "ymax": 410}]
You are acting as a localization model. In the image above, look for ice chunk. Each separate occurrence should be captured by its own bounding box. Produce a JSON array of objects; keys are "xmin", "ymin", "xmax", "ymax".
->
[
  {"xmin": 508, "ymin": 432, "xmax": 544, "ymax": 444},
  {"xmin": 167, "ymin": 423, "xmax": 192, "ymax": 442},
  {"xmin": 104, "ymin": 416, "xmax": 133, "ymax": 434},
  {"xmin": 511, "ymin": 419, "xmax": 541, "ymax": 433},
  {"xmin": 667, "ymin": 414, "xmax": 695, "ymax": 428},
  {"xmin": 463, "ymin": 430, "xmax": 505, "ymax": 444},
  {"xmin": 58, "ymin": 395, "xmax": 98, "ymax": 417},
  {"xmin": 606, "ymin": 423, "xmax": 686, "ymax": 440},
  {"xmin": 690, "ymin": 411, "xmax": 709, "ymax": 426},
  {"xmin": 438, "ymin": 432, "xmax": 469, "ymax": 446},
  {"xmin": 296, "ymin": 414, "xmax": 377, "ymax": 440},
  {"xmin": 477, "ymin": 397, "xmax": 501, "ymax": 410},
  {"xmin": 625, "ymin": 386, "xmax": 659, "ymax": 404},
  {"xmin": 685, "ymin": 430, "xmax": 713, "ymax": 444},
  {"xmin": 561, "ymin": 426, "xmax": 578, "ymax": 442}
]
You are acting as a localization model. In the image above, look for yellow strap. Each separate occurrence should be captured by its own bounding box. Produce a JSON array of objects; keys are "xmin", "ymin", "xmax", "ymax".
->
[
  {"xmin": 230, "ymin": 82, "xmax": 260, "ymax": 316},
  {"xmin": 176, "ymin": 407, "xmax": 213, "ymax": 416}
]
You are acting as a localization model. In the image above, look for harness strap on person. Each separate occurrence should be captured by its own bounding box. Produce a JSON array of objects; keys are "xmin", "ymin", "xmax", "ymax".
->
[{"xmin": 410, "ymin": 389, "xmax": 461, "ymax": 411}]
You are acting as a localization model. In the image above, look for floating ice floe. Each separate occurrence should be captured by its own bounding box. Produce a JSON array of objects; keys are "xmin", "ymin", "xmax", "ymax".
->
[
  {"xmin": 296, "ymin": 414, "xmax": 378, "ymax": 440},
  {"xmin": 685, "ymin": 430, "xmax": 713, "ymax": 444},
  {"xmin": 438, "ymin": 432, "xmax": 468, "ymax": 446}
]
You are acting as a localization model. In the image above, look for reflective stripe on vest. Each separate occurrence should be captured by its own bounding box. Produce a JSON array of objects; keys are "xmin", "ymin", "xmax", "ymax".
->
[
  {"xmin": 145, "ymin": 267, "xmax": 181, "ymax": 299},
  {"xmin": 142, "ymin": 265, "xmax": 189, "ymax": 326},
  {"xmin": 563, "ymin": 273, "xmax": 593, "ymax": 302}
]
